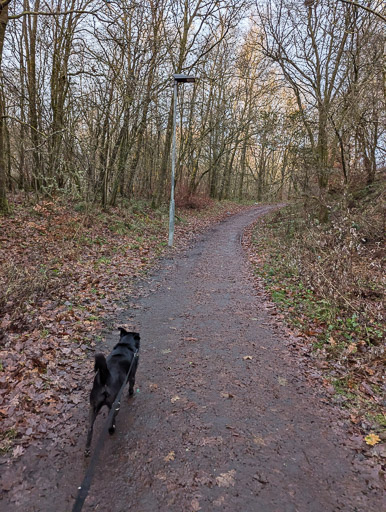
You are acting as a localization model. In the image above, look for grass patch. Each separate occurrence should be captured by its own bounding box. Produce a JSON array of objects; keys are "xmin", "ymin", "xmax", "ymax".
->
[{"xmin": 0, "ymin": 428, "xmax": 18, "ymax": 455}]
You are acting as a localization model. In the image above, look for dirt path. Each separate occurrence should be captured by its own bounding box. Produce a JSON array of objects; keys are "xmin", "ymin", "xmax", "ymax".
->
[{"xmin": 1, "ymin": 206, "xmax": 383, "ymax": 512}]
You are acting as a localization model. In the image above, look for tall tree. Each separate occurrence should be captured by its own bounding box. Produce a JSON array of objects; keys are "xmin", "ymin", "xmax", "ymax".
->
[{"xmin": 0, "ymin": 0, "xmax": 10, "ymax": 212}]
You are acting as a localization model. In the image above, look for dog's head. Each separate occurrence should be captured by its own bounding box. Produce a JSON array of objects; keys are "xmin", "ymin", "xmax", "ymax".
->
[{"xmin": 118, "ymin": 327, "xmax": 140, "ymax": 349}]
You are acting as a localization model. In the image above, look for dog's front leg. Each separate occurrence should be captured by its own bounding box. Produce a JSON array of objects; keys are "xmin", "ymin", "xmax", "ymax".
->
[{"xmin": 85, "ymin": 406, "xmax": 97, "ymax": 456}]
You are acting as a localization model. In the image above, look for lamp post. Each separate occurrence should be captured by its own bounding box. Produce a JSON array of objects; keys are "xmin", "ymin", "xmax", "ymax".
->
[{"xmin": 168, "ymin": 73, "xmax": 196, "ymax": 247}]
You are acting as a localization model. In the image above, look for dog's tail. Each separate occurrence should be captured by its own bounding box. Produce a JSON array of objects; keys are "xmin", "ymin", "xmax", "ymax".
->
[{"xmin": 94, "ymin": 353, "xmax": 109, "ymax": 385}]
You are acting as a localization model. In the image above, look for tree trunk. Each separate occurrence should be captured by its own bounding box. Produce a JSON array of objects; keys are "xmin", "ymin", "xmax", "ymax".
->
[
  {"xmin": 24, "ymin": 0, "xmax": 42, "ymax": 192},
  {"xmin": 155, "ymin": 102, "xmax": 174, "ymax": 206},
  {"xmin": 238, "ymin": 140, "xmax": 247, "ymax": 201},
  {"xmin": 0, "ymin": 1, "xmax": 9, "ymax": 212},
  {"xmin": 317, "ymin": 107, "xmax": 329, "ymax": 189}
]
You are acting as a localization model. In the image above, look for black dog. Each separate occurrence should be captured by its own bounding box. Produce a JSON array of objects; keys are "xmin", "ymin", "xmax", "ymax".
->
[{"xmin": 85, "ymin": 328, "xmax": 140, "ymax": 456}]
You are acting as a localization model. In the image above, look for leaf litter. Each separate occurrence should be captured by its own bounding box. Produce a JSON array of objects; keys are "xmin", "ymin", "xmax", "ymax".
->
[
  {"xmin": 0, "ymin": 197, "xmax": 251, "ymax": 458},
  {"xmin": 243, "ymin": 202, "xmax": 386, "ymax": 463}
]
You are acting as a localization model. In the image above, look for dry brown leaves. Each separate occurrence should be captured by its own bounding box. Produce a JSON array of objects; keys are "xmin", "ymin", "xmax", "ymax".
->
[
  {"xmin": 242, "ymin": 198, "xmax": 385, "ymax": 458},
  {"xmin": 0, "ymin": 197, "xmax": 251, "ymax": 458}
]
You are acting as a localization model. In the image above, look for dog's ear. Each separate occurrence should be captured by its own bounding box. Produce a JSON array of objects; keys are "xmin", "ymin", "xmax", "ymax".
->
[{"xmin": 119, "ymin": 327, "xmax": 128, "ymax": 337}]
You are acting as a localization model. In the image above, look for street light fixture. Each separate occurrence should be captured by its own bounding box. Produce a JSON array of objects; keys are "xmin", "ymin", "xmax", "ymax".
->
[
  {"xmin": 172, "ymin": 74, "xmax": 196, "ymax": 83},
  {"xmin": 168, "ymin": 73, "xmax": 196, "ymax": 247}
]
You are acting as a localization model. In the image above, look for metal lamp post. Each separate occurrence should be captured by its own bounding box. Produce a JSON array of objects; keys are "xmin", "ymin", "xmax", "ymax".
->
[{"xmin": 168, "ymin": 73, "xmax": 196, "ymax": 247}]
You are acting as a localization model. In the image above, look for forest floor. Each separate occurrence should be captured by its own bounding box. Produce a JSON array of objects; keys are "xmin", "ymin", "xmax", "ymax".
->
[
  {"xmin": 0, "ymin": 196, "xmax": 250, "ymax": 459},
  {"xmin": 243, "ymin": 189, "xmax": 385, "ymax": 449},
  {"xmin": 0, "ymin": 199, "xmax": 384, "ymax": 511}
]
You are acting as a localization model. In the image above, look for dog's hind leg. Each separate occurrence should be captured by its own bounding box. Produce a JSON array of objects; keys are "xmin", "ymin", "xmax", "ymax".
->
[
  {"xmin": 129, "ymin": 375, "xmax": 135, "ymax": 396},
  {"xmin": 85, "ymin": 406, "xmax": 98, "ymax": 456},
  {"xmin": 108, "ymin": 400, "xmax": 121, "ymax": 435}
]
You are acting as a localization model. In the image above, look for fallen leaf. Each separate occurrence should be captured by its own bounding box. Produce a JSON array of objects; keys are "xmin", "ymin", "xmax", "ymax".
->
[
  {"xmin": 350, "ymin": 414, "xmax": 360, "ymax": 424},
  {"xmin": 253, "ymin": 435, "xmax": 267, "ymax": 446},
  {"xmin": 171, "ymin": 395, "xmax": 180, "ymax": 403},
  {"xmin": 191, "ymin": 498, "xmax": 201, "ymax": 511},
  {"xmin": 243, "ymin": 356, "xmax": 253, "ymax": 360},
  {"xmin": 344, "ymin": 434, "xmax": 363, "ymax": 450},
  {"xmin": 216, "ymin": 469, "xmax": 236, "ymax": 488},
  {"xmin": 278, "ymin": 377, "xmax": 287, "ymax": 386},
  {"xmin": 364, "ymin": 434, "xmax": 381, "ymax": 446},
  {"xmin": 213, "ymin": 496, "xmax": 225, "ymax": 507},
  {"xmin": 164, "ymin": 451, "xmax": 175, "ymax": 462},
  {"xmin": 12, "ymin": 445, "xmax": 25, "ymax": 458},
  {"xmin": 347, "ymin": 343, "xmax": 357, "ymax": 354},
  {"xmin": 220, "ymin": 392, "xmax": 234, "ymax": 399}
]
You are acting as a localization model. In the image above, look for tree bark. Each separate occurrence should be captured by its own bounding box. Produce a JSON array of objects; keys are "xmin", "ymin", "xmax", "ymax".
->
[{"xmin": 0, "ymin": 1, "xmax": 9, "ymax": 212}]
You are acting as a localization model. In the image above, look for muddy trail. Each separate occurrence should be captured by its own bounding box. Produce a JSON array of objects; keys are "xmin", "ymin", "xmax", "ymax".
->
[{"xmin": 1, "ymin": 206, "xmax": 383, "ymax": 512}]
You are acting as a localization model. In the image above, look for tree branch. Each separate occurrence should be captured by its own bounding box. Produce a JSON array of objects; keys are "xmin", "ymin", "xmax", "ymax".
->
[
  {"xmin": 9, "ymin": 8, "xmax": 100, "ymax": 21},
  {"xmin": 337, "ymin": 0, "xmax": 386, "ymax": 23}
]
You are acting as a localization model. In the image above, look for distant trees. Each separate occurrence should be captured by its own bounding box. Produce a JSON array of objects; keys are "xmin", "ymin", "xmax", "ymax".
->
[
  {"xmin": 256, "ymin": 0, "xmax": 385, "ymax": 217},
  {"xmin": 0, "ymin": 0, "xmax": 384, "ymax": 212}
]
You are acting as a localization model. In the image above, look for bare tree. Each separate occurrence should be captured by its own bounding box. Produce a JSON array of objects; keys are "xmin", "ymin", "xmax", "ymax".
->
[
  {"xmin": 255, "ymin": 0, "xmax": 384, "ymax": 217},
  {"xmin": 0, "ymin": 0, "xmax": 10, "ymax": 211}
]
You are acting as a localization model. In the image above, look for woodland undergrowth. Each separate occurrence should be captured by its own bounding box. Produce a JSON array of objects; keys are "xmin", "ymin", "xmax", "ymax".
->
[{"xmin": 249, "ymin": 182, "xmax": 385, "ymax": 446}]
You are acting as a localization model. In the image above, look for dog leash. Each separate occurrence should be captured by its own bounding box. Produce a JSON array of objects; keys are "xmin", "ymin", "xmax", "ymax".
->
[{"xmin": 72, "ymin": 349, "xmax": 139, "ymax": 512}]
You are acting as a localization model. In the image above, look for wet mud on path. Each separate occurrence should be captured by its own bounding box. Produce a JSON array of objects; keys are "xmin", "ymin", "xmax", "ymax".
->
[{"xmin": 1, "ymin": 206, "xmax": 384, "ymax": 511}]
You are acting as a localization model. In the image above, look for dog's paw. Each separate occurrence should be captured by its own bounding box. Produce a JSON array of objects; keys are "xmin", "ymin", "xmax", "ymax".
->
[
  {"xmin": 84, "ymin": 448, "xmax": 91, "ymax": 457},
  {"xmin": 108, "ymin": 424, "xmax": 116, "ymax": 435},
  {"xmin": 129, "ymin": 388, "xmax": 134, "ymax": 397}
]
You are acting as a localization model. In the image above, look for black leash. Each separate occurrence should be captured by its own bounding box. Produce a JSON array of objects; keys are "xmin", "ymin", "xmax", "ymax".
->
[{"xmin": 72, "ymin": 350, "xmax": 139, "ymax": 512}]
